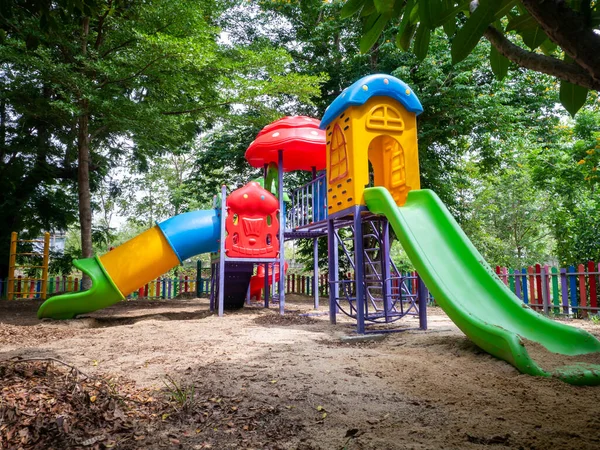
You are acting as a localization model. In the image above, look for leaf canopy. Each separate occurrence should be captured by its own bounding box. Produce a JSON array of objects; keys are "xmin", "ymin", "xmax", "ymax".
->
[{"xmin": 340, "ymin": 0, "xmax": 600, "ymax": 115}]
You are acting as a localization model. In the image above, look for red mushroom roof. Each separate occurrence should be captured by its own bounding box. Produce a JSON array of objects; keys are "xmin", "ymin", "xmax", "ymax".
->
[{"xmin": 245, "ymin": 116, "xmax": 326, "ymax": 172}]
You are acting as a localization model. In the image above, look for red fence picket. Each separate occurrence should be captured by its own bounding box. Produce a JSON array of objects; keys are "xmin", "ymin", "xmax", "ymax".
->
[{"xmin": 589, "ymin": 261, "xmax": 597, "ymax": 309}]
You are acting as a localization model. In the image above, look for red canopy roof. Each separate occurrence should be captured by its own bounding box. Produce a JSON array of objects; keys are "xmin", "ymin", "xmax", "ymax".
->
[{"xmin": 245, "ymin": 116, "xmax": 326, "ymax": 172}]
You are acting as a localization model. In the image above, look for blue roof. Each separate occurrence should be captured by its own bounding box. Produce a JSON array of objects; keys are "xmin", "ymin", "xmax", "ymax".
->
[{"xmin": 319, "ymin": 74, "xmax": 423, "ymax": 129}]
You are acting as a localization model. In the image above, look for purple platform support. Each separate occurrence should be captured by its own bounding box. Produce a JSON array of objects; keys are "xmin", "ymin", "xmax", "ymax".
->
[
  {"xmin": 218, "ymin": 185, "xmax": 227, "ymax": 317},
  {"xmin": 278, "ymin": 150, "xmax": 286, "ymax": 314},
  {"xmin": 353, "ymin": 206, "xmax": 365, "ymax": 334},
  {"xmin": 313, "ymin": 237, "xmax": 319, "ymax": 309},
  {"xmin": 264, "ymin": 262, "xmax": 270, "ymax": 308},
  {"xmin": 328, "ymin": 218, "xmax": 338, "ymax": 324},
  {"xmin": 380, "ymin": 219, "xmax": 392, "ymax": 322},
  {"xmin": 417, "ymin": 274, "xmax": 428, "ymax": 330}
]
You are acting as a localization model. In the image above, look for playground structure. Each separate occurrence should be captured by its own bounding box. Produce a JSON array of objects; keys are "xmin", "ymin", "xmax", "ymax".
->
[{"xmin": 35, "ymin": 74, "xmax": 600, "ymax": 385}]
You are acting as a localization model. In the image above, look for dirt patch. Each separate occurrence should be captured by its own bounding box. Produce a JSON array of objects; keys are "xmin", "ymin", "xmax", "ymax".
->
[
  {"xmin": 524, "ymin": 340, "xmax": 600, "ymax": 371},
  {"xmin": 0, "ymin": 323, "xmax": 82, "ymax": 347},
  {"xmin": 0, "ymin": 299, "xmax": 45, "ymax": 326},
  {"xmin": 253, "ymin": 311, "xmax": 318, "ymax": 326},
  {"xmin": 2, "ymin": 298, "xmax": 600, "ymax": 449}
]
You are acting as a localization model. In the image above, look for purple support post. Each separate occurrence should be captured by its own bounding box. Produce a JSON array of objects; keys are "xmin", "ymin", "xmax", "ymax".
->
[
  {"xmin": 313, "ymin": 237, "xmax": 319, "ymax": 309},
  {"xmin": 311, "ymin": 166, "xmax": 316, "ymax": 225},
  {"xmin": 380, "ymin": 219, "xmax": 392, "ymax": 321},
  {"xmin": 209, "ymin": 263, "xmax": 216, "ymax": 311},
  {"xmin": 218, "ymin": 185, "xmax": 227, "ymax": 317},
  {"xmin": 515, "ymin": 271, "xmax": 522, "ymax": 300},
  {"xmin": 245, "ymin": 280, "xmax": 251, "ymax": 305},
  {"xmin": 271, "ymin": 261, "xmax": 276, "ymax": 302},
  {"xmin": 328, "ymin": 218, "xmax": 338, "ymax": 324},
  {"xmin": 417, "ymin": 274, "xmax": 428, "ymax": 330},
  {"xmin": 353, "ymin": 207, "xmax": 365, "ymax": 334},
  {"xmin": 264, "ymin": 263, "xmax": 270, "ymax": 308},
  {"xmin": 278, "ymin": 150, "xmax": 286, "ymax": 315}
]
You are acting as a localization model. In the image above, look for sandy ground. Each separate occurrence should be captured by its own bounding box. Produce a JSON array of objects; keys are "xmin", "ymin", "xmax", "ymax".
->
[{"xmin": 2, "ymin": 296, "xmax": 600, "ymax": 449}]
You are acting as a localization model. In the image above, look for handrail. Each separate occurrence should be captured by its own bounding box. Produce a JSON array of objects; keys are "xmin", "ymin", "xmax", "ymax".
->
[{"xmin": 287, "ymin": 172, "xmax": 327, "ymax": 229}]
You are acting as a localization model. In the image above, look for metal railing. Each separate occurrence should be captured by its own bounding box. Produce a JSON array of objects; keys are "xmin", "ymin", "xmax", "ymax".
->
[{"xmin": 287, "ymin": 173, "xmax": 327, "ymax": 229}]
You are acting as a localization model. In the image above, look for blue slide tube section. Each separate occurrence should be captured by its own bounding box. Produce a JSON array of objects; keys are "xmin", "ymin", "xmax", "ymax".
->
[{"xmin": 158, "ymin": 209, "xmax": 221, "ymax": 262}]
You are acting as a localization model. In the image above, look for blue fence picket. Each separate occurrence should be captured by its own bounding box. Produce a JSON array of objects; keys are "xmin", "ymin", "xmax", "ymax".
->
[
  {"xmin": 568, "ymin": 265, "xmax": 578, "ymax": 314},
  {"xmin": 521, "ymin": 268, "xmax": 529, "ymax": 304}
]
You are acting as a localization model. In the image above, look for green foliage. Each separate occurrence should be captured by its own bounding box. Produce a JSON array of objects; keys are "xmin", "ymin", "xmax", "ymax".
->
[
  {"xmin": 0, "ymin": 0, "xmax": 325, "ymax": 271},
  {"xmin": 461, "ymin": 163, "xmax": 555, "ymax": 268},
  {"xmin": 49, "ymin": 248, "xmax": 82, "ymax": 276},
  {"xmin": 340, "ymin": 0, "xmax": 600, "ymax": 115},
  {"xmin": 450, "ymin": 0, "xmax": 497, "ymax": 64},
  {"xmin": 525, "ymin": 104, "xmax": 600, "ymax": 265},
  {"xmin": 560, "ymin": 80, "xmax": 590, "ymax": 118},
  {"xmin": 250, "ymin": 1, "xmax": 570, "ymax": 271},
  {"xmin": 490, "ymin": 45, "xmax": 509, "ymax": 80}
]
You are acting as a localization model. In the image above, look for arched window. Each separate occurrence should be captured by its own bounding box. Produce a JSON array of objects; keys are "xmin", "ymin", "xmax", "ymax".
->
[
  {"xmin": 329, "ymin": 123, "xmax": 348, "ymax": 182},
  {"xmin": 366, "ymin": 105, "xmax": 404, "ymax": 131}
]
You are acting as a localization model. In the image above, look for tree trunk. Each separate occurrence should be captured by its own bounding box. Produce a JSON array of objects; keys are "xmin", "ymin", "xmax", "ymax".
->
[
  {"xmin": 78, "ymin": 16, "xmax": 93, "ymax": 289},
  {"xmin": 77, "ymin": 103, "xmax": 93, "ymax": 289}
]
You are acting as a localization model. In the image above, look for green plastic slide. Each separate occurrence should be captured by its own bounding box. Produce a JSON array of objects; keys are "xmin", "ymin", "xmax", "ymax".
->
[
  {"xmin": 364, "ymin": 187, "xmax": 600, "ymax": 385},
  {"xmin": 37, "ymin": 257, "xmax": 124, "ymax": 320}
]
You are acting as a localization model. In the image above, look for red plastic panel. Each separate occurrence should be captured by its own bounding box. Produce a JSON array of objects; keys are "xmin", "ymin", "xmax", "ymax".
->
[
  {"xmin": 245, "ymin": 116, "xmax": 326, "ymax": 172},
  {"xmin": 225, "ymin": 182, "xmax": 279, "ymax": 258},
  {"xmin": 250, "ymin": 262, "xmax": 289, "ymax": 301}
]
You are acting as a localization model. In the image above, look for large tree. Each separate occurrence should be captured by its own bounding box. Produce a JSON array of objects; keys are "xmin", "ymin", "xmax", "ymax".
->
[
  {"xmin": 341, "ymin": 0, "xmax": 600, "ymax": 115},
  {"xmin": 0, "ymin": 0, "xmax": 323, "ymax": 278}
]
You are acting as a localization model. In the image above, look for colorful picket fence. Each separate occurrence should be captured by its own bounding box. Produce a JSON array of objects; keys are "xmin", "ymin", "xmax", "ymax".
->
[
  {"xmin": 285, "ymin": 273, "xmax": 328, "ymax": 297},
  {"xmin": 0, "ymin": 275, "xmax": 82, "ymax": 299},
  {"xmin": 496, "ymin": 262, "xmax": 600, "ymax": 316},
  {"xmin": 11, "ymin": 262, "xmax": 596, "ymax": 315},
  {"xmin": 0, "ymin": 275, "xmax": 212, "ymax": 300},
  {"xmin": 128, "ymin": 276, "xmax": 212, "ymax": 300},
  {"xmin": 283, "ymin": 271, "xmax": 428, "ymax": 301}
]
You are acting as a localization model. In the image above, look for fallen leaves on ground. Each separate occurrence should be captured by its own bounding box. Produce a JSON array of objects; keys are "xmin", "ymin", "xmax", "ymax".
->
[
  {"xmin": 0, "ymin": 360, "xmax": 160, "ymax": 449},
  {"xmin": 0, "ymin": 359, "xmax": 306, "ymax": 449}
]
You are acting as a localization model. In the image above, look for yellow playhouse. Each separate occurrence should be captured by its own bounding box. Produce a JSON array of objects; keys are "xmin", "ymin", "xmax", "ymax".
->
[{"xmin": 319, "ymin": 74, "xmax": 424, "ymax": 213}]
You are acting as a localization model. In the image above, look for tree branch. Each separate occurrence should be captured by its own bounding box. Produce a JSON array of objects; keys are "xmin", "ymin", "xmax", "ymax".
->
[
  {"xmin": 161, "ymin": 101, "xmax": 234, "ymax": 116},
  {"xmin": 100, "ymin": 22, "xmax": 174, "ymax": 58},
  {"xmin": 483, "ymin": 26, "xmax": 600, "ymax": 91},
  {"xmin": 100, "ymin": 56, "xmax": 167, "ymax": 87},
  {"xmin": 9, "ymin": 357, "xmax": 90, "ymax": 380},
  {"xmin": 520, "ymin": 0, "xmax": 600, "ymax": 85},
  {"xmin": 94, "ymin": 0, "xmax": 113, "ymax": 50}
]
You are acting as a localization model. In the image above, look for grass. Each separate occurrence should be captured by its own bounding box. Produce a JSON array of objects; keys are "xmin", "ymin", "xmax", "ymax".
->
[{"xmin": 162, "ymin": 374, "xmax": 196, "ymax": 415}]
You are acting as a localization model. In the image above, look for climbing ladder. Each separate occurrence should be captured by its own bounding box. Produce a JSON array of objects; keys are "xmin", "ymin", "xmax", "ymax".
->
[
  {"xmin": 387, "ymin": 136, "xmax": 409, "ymax": 205},
  {"xmin": 327, "ymin": 211, "xmax": 425, "ymax": 333},
  {"xmin": 7, "ymin": 231, "xmax": 50, "ymax": 300}
]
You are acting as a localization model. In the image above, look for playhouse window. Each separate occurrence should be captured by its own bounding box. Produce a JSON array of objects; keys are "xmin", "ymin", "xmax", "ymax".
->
[
  {"xmin": 366, "ymin": 105, "xmax": 404, "ymax": 131},
  {"xmin": 329, "ymin": 124, "xmax": 348, "ymax": 183}
]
